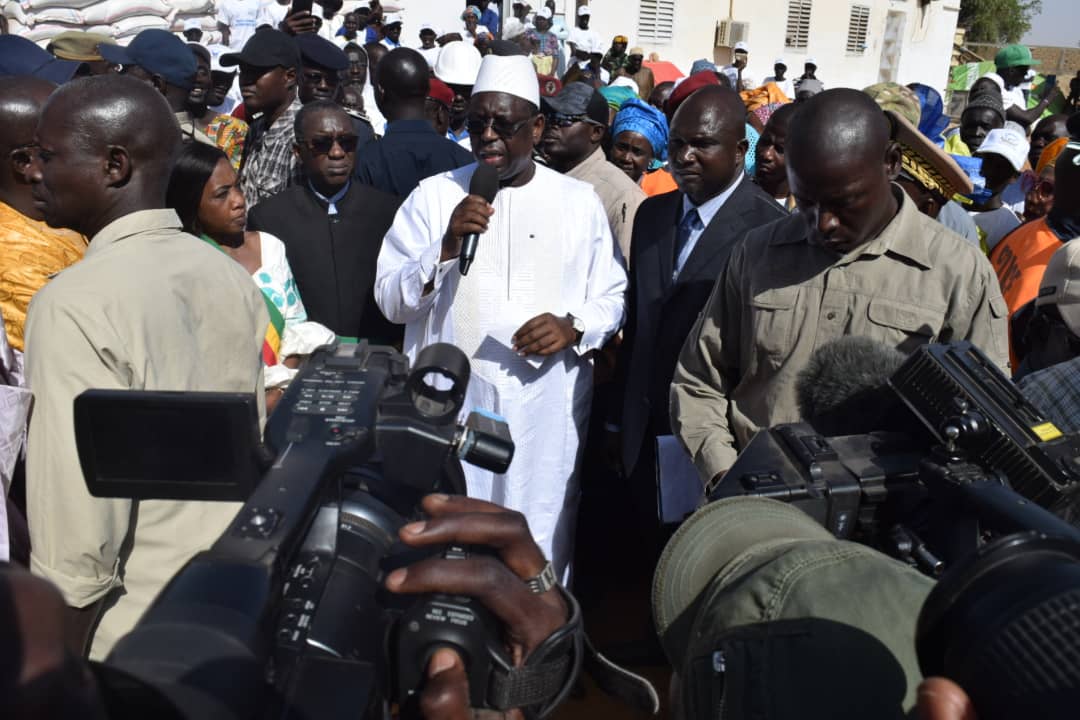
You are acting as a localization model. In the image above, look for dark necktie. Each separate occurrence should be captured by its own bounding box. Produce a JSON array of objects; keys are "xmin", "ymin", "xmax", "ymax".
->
[{"xmin": 674, "ymin": 207, "xmax": 702, "ymax": 279}]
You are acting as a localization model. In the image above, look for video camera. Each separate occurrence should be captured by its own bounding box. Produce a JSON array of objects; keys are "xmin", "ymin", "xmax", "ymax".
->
[
  {"xmin": 72, "ymin": 341, "xmax": 575, "ymax": 720},
  {"xmin": 709, "ymin": 341, "xmax": 1080, "ymax": 574}
]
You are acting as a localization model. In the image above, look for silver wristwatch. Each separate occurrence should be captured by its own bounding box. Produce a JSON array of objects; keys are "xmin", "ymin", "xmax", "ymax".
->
[
  {"xmin": 566, "ymin": 314, "xmax": 585, "ymax": 345},
  {"xmin": 525, "ymin": 561, "xmax": 559, "ymax": 594}
]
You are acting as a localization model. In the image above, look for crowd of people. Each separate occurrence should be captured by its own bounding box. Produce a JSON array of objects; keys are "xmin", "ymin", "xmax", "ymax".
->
[{"xmin": 1, "ymin": 1, "xmax": 1080, "ymax": 718}]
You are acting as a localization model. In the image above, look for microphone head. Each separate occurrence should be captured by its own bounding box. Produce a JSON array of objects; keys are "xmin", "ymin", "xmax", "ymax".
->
[
  {"xmin": 795, "ymin": 336, "xmax": 908, "ymax": 436},
  {"xmin": 468, "ymin": 163, "xmax": 500, "ymax": 204}
]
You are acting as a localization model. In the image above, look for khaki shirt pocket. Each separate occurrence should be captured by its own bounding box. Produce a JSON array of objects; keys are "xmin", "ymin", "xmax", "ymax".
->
[
  {"xmin": 750, "ymin": 287, "xmax": 799, "ymax": 361},
  {"xmin": 866, "ymin": 297, "xmax": 945, "ymax": 354}
]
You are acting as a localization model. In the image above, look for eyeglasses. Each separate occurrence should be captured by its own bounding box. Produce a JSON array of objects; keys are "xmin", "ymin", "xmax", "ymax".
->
[
  {"xmin": 301, "ymin": 134, "xmax": 359, "ymax": 155},
  {"xmin": 544, "ymin": 112, "xmax": 590, "ymax": 128},
  {"xmin": 9, "ymin": 143, "xmax": 37, "ymax": 168},
  {"xmin": 465, "ymin": 115, "xmax": 533, "ymax": 140},
  {"xmin": 1020, "ymin": 170, "xmax": 1055, "ymax": 196}
]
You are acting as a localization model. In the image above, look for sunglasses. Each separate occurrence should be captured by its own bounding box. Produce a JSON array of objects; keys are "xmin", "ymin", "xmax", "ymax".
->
[
  {"xmin": 544, "ymin": 112, "xmax": 590, "ymax": 128},
  {"xmin": 1019, "ymin": 170, "xmax": 1055, "ymax": 195},
  {"xmin": 302, "ymin": 134, "xmax": 359, "ymax": 155},
  {"xmin": 465, "ymin": 115, "xmax": 533, "ymax": 140},
  {"xmin": 10, "ymin": 142, "xmax": 37, "ymax": 168}
]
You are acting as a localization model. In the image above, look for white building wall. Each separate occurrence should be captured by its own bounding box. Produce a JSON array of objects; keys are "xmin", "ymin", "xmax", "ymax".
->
[{"xmin": 578, "ymin": 0, "xmax": 960, "ymax": 96}]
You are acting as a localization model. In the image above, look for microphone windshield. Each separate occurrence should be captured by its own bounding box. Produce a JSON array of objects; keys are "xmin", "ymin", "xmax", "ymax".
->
[
  {"xmin": 795, "ymin": 336, "xmax": 908, "ymax": 436},
  {"xmin": 469, "ymin": 163, "xmax": 500, "ymax": 204}
]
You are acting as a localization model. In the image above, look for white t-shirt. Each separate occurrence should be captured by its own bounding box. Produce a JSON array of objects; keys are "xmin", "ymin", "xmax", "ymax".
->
[
  {"xmin": 418, "ymin": 45, "xmax": 441, "ymax": 69},
  {"xmin": 1002, "ymin": 84, "xmax": 1027, "ymax": 112},
  {"xmin": 255, "ymin": 0, "xmax": 289, "ymax": 30},
  {"xmin": 217, "ymin": 0, "xmax": 262, "ymax": 50}
]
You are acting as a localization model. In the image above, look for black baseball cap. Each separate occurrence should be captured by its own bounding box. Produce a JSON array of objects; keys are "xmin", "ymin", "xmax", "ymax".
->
[
  {"xmin": 220, "ymin": 29, "xmax": 300, "ymax": 69},
  {"xmin": 541, "ymin": 81, "xmax": 608, "ymax": 125},
  {"xmin": 98, "ymin": 29, "xmax": 197, "ymax": 89},
  {"xmin": 295, "ymin": 33, "xmax": 348, "ymax": 71}
]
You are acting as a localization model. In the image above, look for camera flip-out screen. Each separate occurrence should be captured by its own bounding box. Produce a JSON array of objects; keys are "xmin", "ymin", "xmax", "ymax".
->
[{"xmin": 74, "ymin": 389, "xmax": 266, "ymax": 502}]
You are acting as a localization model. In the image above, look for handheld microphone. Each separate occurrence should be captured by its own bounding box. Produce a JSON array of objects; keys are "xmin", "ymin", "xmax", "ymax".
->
[
  {"xmin": 794, "ymin": 336, "xmax": 908, "ymax": 436},
  {"xmin": 459, "ymin": 163, "xmax": 500, "ymax": 277}
]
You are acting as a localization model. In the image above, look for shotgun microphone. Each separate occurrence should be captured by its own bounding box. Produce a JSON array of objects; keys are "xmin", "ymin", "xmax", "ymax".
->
[{"xmin": 459, "ymin": 163, "xmax": 500, "ymax": 277}]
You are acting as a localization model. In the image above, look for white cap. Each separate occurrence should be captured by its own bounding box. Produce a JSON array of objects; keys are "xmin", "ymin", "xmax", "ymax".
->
[
  {"xmin": 503, "ymin": 17, "xmax": 527, "ymax": 39},
  {"xmin": 183, "ymin": 18, "xmax": 203, "ymax": 31},
  {"xmin": 419, "ymin": 22, "xmax": 439, "ymax": 34},
  {"xmin": 536, "ymin": 6, "xmax": 553, "ymax": 19},
  {"xmin": 382, "ymin": 12, "xmax": 403, "ymax": 25},
  {"xmin": 733, "ymin": 41, "xmax": 748, "ymax": 53},
  {"xmin": 611, "ymin": 75, "xmax": 639, "ymax": 93},
  {"xmin": 1039, "ymin": 240, "xmax": 1080, "ymax": 336},
  {"xmin": 805, "ymin": 56, "xmax": 817, "ymax": 65},
  {"xmin": 976, "ymin": 125, "xmax": 1030, "ymax": 172},
  {"xmin": 774, "ymin": 57, "xmax": 786, "ymax": 66},
  {"xmin": 578, "ymin": 5, "xmax": 591, "ymax": 15},
  {"xmin": 473, "ymin": 54, "xmax": 540, "ymax": 107},
  {"xmin": 434, "ymin": 40, "xmax": 483, "ymax": 85}
]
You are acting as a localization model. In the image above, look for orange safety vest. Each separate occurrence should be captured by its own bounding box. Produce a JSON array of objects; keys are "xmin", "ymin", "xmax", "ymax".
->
[
  {"xmin": 989, "ymin": 217, "xmax": 1063, "ymax": 367},
  {"xmin": 990, "ymin": 217, "xmax": 1062, "ymax": 318}
]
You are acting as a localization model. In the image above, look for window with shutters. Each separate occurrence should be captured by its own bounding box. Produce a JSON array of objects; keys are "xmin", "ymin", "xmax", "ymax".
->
[
  {"xmin": 785, "ymin": 0, "xmax": 812, "ymax": 50},
  {"xmin": 638, "ymin": 0, "xmax": 675, "ymax": 43},
  {"xmin": 846, "ymin": 5, "xmax": 871, "ymax": 54}
]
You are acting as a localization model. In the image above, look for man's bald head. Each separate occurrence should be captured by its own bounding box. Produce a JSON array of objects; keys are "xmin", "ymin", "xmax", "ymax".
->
[
  {"xmin": 668, "ymin": 86, "xmax": 748, "ymax": 206},
  {"xmin": 785, "ymin": 89, "xmax": 901, "ymax": 253},
  {"xmin": 43, "ymin": 74, "xmax": 180, "ymax": 182},
  {"xmin": 788, "ymin": 88, "xmax": 890, "ymax": 175},
  {"xmin": 31, "ymin": 75, "xmax": 180, "ymax": 235},
  {"xmin": 375, "ymin": 47, "xmax": 433, "ymax": 121},
  {"xmin": 671, "ymin": 84, "xmax": 746, "ymax": 136},
  {"xmin": 0, "ymin": 76, "xmax": 56, "ymax": 214},
  {"xmin": 0, "ymin": 76, "xmax": 56, "ymax": 153}
]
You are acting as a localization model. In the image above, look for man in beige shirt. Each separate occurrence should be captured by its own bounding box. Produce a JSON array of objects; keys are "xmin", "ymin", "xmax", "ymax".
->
[
  {"xmin": 671, "ymin": 89, "xmax": 1009, "ymax": 484},
  {"xmin": 24, "ymin": 75, "xmax": 266, "ymax": 659},
  {"xmin": 540, "ymin": 82, "xmax": 645, "ymax": 262}
]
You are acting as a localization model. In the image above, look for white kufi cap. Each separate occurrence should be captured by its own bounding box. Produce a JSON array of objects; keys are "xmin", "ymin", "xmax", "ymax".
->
[{"xmin": 473, "ymin": 54, "xmax": 540, "ymax": 108}]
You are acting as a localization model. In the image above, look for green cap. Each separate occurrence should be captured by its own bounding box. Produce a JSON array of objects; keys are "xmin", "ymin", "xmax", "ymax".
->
[{"xmin": 995, "ymin": 44, "xmax": 1041, "ymax": 69}]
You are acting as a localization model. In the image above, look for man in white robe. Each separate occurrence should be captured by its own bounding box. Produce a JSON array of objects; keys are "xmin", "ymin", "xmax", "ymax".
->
[{"xmin": 375, "ymin": 55, "xmax": 627, "ymax": 580}]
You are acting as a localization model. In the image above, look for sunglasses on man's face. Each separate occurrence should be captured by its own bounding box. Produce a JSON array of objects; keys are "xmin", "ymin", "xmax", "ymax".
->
[
  {"xmin": 544, "ymin": 112, "xmax": 589, "ymax": 128},
  {"xmin": 302, "ymin": 134, "xmax": 359, "ymax": 155},
  {"xmin": 1020, "ymin": 170, "xmax": 1055, "ymax": 196},
  {"xmin": 9, "ymin": 143, "xmax": 37, "ymax": 169},
  {"xmin": 464, "ymin": 115, "xmax": 533, "ymax": 140}
]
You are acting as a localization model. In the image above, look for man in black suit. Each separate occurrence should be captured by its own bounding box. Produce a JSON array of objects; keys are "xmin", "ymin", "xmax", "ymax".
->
[
  {"xmin": 248, "ymin": 100, "xmax": 403, "ymax": 344},
  {"xmin": 607, "ymin": 85, "xmax": 786, "ymax": 531}
]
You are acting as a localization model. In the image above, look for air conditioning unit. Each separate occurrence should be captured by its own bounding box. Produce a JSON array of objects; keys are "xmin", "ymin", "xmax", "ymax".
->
[{"xmin": 715, "ymin": 20, "xmax": 750, "ymax": 48}]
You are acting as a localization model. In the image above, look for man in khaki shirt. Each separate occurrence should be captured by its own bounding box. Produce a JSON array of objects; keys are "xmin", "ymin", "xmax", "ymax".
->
[
  {"xmin": 671, "ymin": 90, "xmax": 1009, "ymax": 484},
  {"xmin": 541, "ymin": 82, "xmax": 645, "ymax": 262},
  {"xmin": 24, "ymin": 75, "xmax": 266, "ymax": 659}
]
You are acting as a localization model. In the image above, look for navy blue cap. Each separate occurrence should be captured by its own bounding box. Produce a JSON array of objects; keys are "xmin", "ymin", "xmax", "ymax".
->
[
  {"xmin": 0, "ymin": 35, "xmax": 82, "ymax": 83},
  {"xmin": 295, "ymin": 33, "xmax": 348, "ymax": 71},
  {"xmin": 220, "ymin": 29, "xmax": 300, "ymax": 69},
  {"xmin": 98, "ymin": 29, "xmax": 197, "ymax": 90}
]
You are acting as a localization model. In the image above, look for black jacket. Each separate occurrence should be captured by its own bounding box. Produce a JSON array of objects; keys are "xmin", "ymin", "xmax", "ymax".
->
[
  {"xmin": 613, "ymin": 181, "xmax": 787, "ymax": 474},
  {"xmin": 248, "ymin": 181, "xmax": 403, "ymax": 344},
  {"xmin": 354, "ymin": 119, "xmax": 474, "ymax": 197}
]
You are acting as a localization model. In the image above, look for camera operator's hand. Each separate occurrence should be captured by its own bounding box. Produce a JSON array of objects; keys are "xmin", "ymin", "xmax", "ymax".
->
[
  {"xmin": 279, "ymin": 10, "xmax": 321, "ymax": 35},
  {"xmin": 385, "ymin": 495, "xmax": 570, "ymax": 717},
  {"xmin": 917, "ymin": 678, "xmax": 977, "ymax": 720}
]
